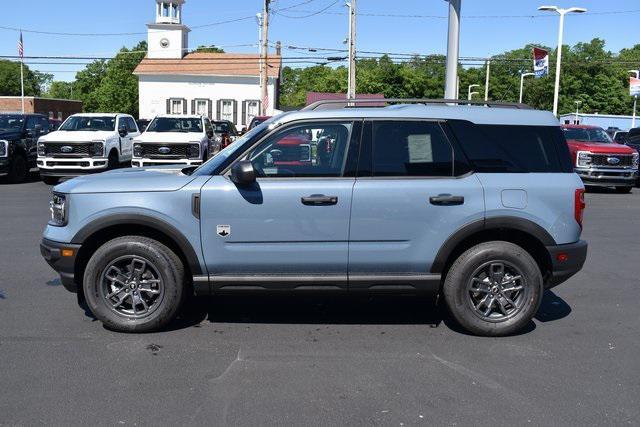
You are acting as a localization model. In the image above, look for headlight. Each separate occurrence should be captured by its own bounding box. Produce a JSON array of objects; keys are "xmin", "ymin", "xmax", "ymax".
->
[
  {"xmin": 633, "ymin": 152, "xmax": 639, "ymax": 168},
  {"xmin": 133, "ymin": 143, "xmax": 142, "ymax": 158},
  {"xmin": 91, "ymin": 140, "xmax": 104, "ymax": 157},
  {"xmin": 188, "ymin": 143, "xmax": 200, "ymax": 159},
  {"xmin": 38, "ymin": 142, "xmax": 46, "ymax": 156},
  {"xmin": 0, "ymin": 140, "xmax": 8, "ymax": 157},
  {"xmin": 49, "ymin": 193, "xmax": 67, "ymax": 226},
  {"xmin": 576, "ymin": 151, "xmax": 591, "ymax": 167}
]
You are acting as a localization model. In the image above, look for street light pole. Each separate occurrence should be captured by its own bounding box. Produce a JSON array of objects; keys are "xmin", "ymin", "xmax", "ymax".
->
[
  {"xmin": 629, "ymin": 69, "xmax": 639, "ymax": 128},
  {"xmin": 574, "ymin": 100, "xmax": 581, "ymax": 124},
  {"xmin": 538, "ymin": 5, "xmax": 587, "ymax": 116},
  {"xmin": 467, "ymin": 84, "xmax": 480, "ymax": 101},
  {"xmin": 484, "ymin": 59, "xmax": 491, "ymax": 101},
  {"xmin": 519, "ymin": 72, "xmax": 535, "ymax": 104},
  {"xmin": 444, "ymin": 0, "xmax": 461, "ymax": 99}
]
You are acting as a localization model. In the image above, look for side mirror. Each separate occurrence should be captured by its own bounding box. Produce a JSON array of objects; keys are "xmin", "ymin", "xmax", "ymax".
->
[
  {"xmin": 118, "ymin": 124, "xmax": 128, "ymax": 137},
  {"xmin": 230, "ymin": 160, "xmax": 256, "ymax": 185},
  {"xmin": 206, "ymin": 129, "xmax": 214, "ymax": 138}
]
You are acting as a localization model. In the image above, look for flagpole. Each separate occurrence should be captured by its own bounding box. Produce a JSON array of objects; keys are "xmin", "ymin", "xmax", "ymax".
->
[{"xmin": 19, "ymin": 30, "xmax": 24, "ymax": 113}]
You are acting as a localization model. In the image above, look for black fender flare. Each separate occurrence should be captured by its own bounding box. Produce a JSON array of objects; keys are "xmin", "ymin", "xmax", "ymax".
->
[
  {"xmin": 71, "ymin": 213, "xmax": 203, "ymax": 275},
  {"xmin": 430, "ymin": 216, "xmax": 556, "ymax": 273}
]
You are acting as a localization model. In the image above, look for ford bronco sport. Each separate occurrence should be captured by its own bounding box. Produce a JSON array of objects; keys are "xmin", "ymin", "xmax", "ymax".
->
[{"xmin": 40, "ymin": 99, "xmax": 588, "ymax": 336}]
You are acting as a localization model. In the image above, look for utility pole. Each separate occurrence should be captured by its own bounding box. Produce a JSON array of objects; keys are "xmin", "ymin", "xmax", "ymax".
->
[
  {"xmin": 444, "ymin": 0, "xmax": 461, "ymax": 99},
  {"xmin": 629, "ymin": 70, "xmax": 639, "ymax": 128},
  {"xmin": 260, "ymin": 0, "xmax": 270, "ymax": 116},
  {"xmin": 484, "ymin": 60, "xmax": 490, "ymax": 101},
  {"xmin": 347, "ymin": 0, "xmax": 357, "ymax": 100}
]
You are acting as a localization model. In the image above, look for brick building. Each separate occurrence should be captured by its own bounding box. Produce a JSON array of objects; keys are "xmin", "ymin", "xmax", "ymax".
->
[{"xmin": 0, "ymin": 96, "xmax": 82, "ymax": 120}]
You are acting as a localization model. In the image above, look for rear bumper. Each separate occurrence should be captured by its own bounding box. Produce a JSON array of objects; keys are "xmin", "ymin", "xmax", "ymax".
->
[
  {"xmin": 40, "ymin": 238, "xmax": 81, "ymax": 292},
  {"xmin": 545, "ymin": 240, "xmax": 588, "ymax": 289},
  {"xmin": 575, "ymin": 167, "xmax": 637, "ymax": 187}
]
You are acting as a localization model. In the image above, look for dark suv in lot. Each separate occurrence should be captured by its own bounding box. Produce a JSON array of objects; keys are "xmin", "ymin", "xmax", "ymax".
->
[{"xmin": 0, "ymin": 113, "xmax": 50, "ymax": 182}]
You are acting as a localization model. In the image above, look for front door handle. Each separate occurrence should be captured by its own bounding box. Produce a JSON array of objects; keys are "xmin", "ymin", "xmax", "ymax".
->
[
  {"xmin": 301, "ymin": 194, "xmax": 338, "ymax": 206},
  {"xmin": 429, "ymin": 194, "xmax": 464, "ymax": 206}
]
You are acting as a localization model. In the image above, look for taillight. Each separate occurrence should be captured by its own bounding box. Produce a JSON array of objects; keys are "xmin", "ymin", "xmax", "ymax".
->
[{"xmin": 574, "ymin": 188, "xmax": 586, "ymax": 227}]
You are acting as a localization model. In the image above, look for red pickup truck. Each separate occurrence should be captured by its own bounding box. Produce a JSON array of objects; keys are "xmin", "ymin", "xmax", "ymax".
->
[{"xmin": 561, "ymin": 124, "xmax": 639, "ymax": 193}]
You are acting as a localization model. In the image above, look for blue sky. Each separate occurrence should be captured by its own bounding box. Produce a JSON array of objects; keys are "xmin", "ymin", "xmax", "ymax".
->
[{"xmin": 2, "ymin": 0, "xmax": 640, "ymax": 82}]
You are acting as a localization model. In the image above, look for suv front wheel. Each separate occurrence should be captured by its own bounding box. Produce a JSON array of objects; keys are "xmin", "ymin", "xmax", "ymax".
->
[
  {"xmin": 82, "ymin": 236, "xmax": 186, "ymax": 332},
  {"xmin": 443, "ymin": 241, "xmax": 543, "ymax": 336}
]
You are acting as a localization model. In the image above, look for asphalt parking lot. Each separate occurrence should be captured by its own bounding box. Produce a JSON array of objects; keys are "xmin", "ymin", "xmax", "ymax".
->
[{"xmin": 1, "ymin": 173, "xmax": 639, "ymax": 426}]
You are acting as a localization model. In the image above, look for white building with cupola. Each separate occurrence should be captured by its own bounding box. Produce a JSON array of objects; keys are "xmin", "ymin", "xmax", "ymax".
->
[{"xmin": 134, "ymin": 0, "xmax": 281, "ymax": 128}]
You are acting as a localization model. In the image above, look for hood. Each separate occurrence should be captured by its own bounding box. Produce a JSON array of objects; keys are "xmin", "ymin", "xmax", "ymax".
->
[
  {"xmin": 135, "ymin": 132, "xmax": 204, "ymax": 143},
  {"xmin": 40, "ymin": 130, "xmax": 115, "ymax": 142},
  {"xmin": 0, "ymin": 129, "xmax": 21, "ymax": 140},
  {"xmin": 565, "ymin": 139, "xmax": 636, "ymax": 154},
  {"xmin": 54, "ymin": 164, "xmax": 199, "ymax": 194}
]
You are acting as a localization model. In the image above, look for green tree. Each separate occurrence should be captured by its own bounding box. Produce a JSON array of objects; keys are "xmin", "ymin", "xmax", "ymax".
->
[
  {"xmin": 194, "ymin": 45, "xmax": 225, "ymax": 53},
  {"xmin": 74, "ymin": 59, "xmax": 108, "ymax": 111},
  {"xmin": 0, "ymin": 60, "xmax": 51, "ymax": 96},
  {"xmin": 45, "ymin": 81, "xmax": 74, "ymax": 99}
]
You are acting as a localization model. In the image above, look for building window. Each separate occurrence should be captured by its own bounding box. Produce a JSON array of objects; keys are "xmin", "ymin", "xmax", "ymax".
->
[
  {"xmin": 194, "ymin": 99, "xmax": 209, "ymax": 116},
  {"xmin": 48, "ymin": 111, "xmax": 54, "ymax": 119},
  {"xmin": 171, "ymin": 99, "xmax": 183, "ymax": 114},
  {"xmin": 57, "ymin": 112, "xmax": 63, "ymax": 120},
  {"xmin": 221, "ymin": 100, "xmax": 233, "ymax": 121},
  {"xmin": 243, "ymin": 100, "xmax": 260, "ymax": 125}
]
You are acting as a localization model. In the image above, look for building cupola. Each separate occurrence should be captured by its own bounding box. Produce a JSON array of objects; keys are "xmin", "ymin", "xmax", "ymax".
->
[
  {"xmin": 147, "ymin": 0, "xmax": 190, "ymax": 59},
  {"xmin": 155, "ymin": 0, "xmax": 184, "ymax": 25}
]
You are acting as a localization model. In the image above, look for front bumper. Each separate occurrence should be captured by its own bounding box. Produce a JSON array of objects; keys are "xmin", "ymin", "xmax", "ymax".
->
[
  {"xmin": 40, "ymin": 238, "xmax": 81, "ymax": 292},
  {"xmin": 575, "ymin": 167, "xmax": 638, "ymax": 187},
  {"xmin": 132, "ymin": 158, "xmax": 202, "ymax": 167},
  {"xmin": 38, "ymin": 156, "xmax": 108, "ymax": 177},
  {"xmin": 545, "ymin": 240, "xmax": 588, "ymax": 289}
]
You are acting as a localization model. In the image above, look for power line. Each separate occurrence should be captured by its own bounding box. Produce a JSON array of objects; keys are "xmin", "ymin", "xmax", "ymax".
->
[{"xmin": 273, "ymin": 0, "xmax": 340, "ymax": 18}]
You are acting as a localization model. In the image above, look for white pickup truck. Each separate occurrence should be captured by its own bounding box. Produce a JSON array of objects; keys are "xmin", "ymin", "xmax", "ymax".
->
[
  {"xmin": 37, "ymin": 113, "xmax": 140, "ymax": 185},
  {"xmin": 131, "ymin": 115, "xmax": 219, "ymax": 168}
]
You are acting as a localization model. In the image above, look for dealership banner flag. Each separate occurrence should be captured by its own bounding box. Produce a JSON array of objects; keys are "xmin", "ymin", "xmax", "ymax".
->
[
  {"xmin": 630, "ymin": 77, "xmax": 640, "ymax": 97},
  {"xmin": 533, "ymin": 47, "xmax": 549, "ymax": 78}
]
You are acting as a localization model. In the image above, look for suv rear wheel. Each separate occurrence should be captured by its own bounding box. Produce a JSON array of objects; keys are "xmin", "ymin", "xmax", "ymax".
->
[
  {"xmin": 443, "ymin": 241, "xmax": 543, "ymax": 336},
  {"xmin": 82, "ymin": 236, "xmax": 186, "ymax": 332}
]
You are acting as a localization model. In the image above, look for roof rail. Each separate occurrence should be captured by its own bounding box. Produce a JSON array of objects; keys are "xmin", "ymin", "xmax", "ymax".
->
[{"xmin": 302, "ymin": 98, "xmax": 533, "ymax": 111}]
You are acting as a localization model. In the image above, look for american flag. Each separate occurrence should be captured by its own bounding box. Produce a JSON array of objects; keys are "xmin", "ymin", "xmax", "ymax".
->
[{"xmin": 17, "ymin": 31, "xmax": 24, "ymax": 58}]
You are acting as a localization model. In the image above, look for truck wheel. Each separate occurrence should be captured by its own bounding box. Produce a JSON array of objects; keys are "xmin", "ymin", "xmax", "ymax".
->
[
  {"xmin": 7, "ymin": 154, "xmax": 28, "ymax": 183},
  {"xmin": 41, "ymin": 176, "xmax": 59, "ymax": 185},
  {"xmin": 443, "ymin": 241, "xmax": 543, "ymax": 337},
  {"xmin": 615, "ymin": 186, "xmax": 632, "ymax": 194},
  {"xmin": 82, "ymin": 236, "xmax": 186, "ymax": 333},
  {"xmin": 107, "ymin": 151, "xmax": 119, "ymax": 170}
]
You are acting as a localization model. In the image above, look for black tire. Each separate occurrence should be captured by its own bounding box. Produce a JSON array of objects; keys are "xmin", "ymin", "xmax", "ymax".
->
[
  {"xmin": 41, "ymin": 176, "xmax": 59, "ymax": 185},
  {"xmin": 443, "ymin": 241, "xmax": 543, "ymax": 337},
  {"xmin": 107, "ymin": 150, "xmax": 119, "ymax": 170},
  {"xmin": 82, "ymin": 236, "xmax": 186, "ymax": 333},
  {"xmin": 615, "ymin": 186, "xmax": 632, "ymax": 194},
  {"xmin": 7, "ymin": 154, "xmax": 28, "ymax": 183}
]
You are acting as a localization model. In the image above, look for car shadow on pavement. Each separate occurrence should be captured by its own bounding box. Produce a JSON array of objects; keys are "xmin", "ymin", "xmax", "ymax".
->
[
  {"xmin": 167, "ymin": 289, "xmax": 572, "ymax": 335},
  {"xmin": 0, "ymin": 170, "xmax": 41, "ymax": 185}
]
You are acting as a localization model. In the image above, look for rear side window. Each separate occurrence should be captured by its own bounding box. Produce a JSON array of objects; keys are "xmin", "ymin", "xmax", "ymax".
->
[
  {"xmin": 448, "ymin": 121, "xmax": 572, "ymax": 173},
  {"xmin": 371, "ymin": 121, "xmax": 453, "ymax": 177}
]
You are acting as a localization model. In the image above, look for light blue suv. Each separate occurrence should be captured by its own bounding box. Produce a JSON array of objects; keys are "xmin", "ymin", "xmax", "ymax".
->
[{"xmin": 40, "ymin": 100, "xmax": 588, "ymax": 336}]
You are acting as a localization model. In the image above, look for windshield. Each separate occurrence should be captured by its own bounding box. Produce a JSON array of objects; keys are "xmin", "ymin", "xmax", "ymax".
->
[
  {"xmin": 0, "ymin": 115, "xmax": 24, "ymax": 131},
  {"xmin": 562, "ymin": 127, "xmax": 612, "ymax": 143},
  {"xmin": 60, "ymin": 116, "xmax": 115, "ymax": 131},
  {"xmin": 213, "ymin": 122, "xmax": 231, "ymax": 133},
  {"xmin": 193, "ymin": 121, "xmax": 271, "ymax": 176},
  {"xmin": 147, "ymin": 117, "xmax": 203, "ymax": 133}
]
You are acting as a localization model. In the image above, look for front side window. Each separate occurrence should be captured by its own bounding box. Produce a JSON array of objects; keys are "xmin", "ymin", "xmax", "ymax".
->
[
  {"xmin": 171, "ymin": 99, "xmax": 183, "ymax": 115},
  {"xmin": 60, "ymin": 116, "xmax": 116, "ymax": 131},
  {"xmin": 146, "ymin": 117, "xmax": 203, "ymax": 133},
  {"xmin": 0, "ymin": 115, "xmax": 24, "ymax": 131},
  {"xmin": 126, "ymin": 117, "xmax": 138, "ymax": 133},
  {"xmin": 246, "ymin": 122, "xmax": 352, "ymax": 178},
  {"xmin": 370, "ymin": 121, "xmax": 453, "ymax": 177}
]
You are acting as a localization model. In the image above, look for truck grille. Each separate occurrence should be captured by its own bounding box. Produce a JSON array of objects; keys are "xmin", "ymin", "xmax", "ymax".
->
[
  {"xmin": 44, "ymin": 143, "xmax": 92, "ymax": 157},
  {"xmin": 140, "ymin": 143, "xmax": 190, "ymax": 159},
  {"xmin": 588, "ymin": 154, "xmax": 633, "ymax": 167}
]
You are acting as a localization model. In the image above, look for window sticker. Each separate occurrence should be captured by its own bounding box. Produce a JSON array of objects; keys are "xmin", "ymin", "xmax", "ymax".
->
[{"xmin": 407, "ymin": 134, "xmax": 433, "ymax": 163}]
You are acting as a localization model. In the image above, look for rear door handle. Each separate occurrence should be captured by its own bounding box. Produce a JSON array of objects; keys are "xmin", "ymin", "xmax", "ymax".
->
[
  {"xmin": 429, "ymin": 194, "xmax": 465, "ymax": 206},
  {"xmin": 301, "ymin": 194, "xmax": 338, "ymax": 206}
]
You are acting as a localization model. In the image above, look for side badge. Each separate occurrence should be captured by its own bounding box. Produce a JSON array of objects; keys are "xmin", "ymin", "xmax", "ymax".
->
[{"xmin": 217, "ymin": 225, "xmax": 231, "ymax": 237}]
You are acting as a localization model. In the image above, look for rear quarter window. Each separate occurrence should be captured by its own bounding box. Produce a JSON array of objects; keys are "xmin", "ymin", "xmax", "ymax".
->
[{"xmin": 447, "ymin": 120, "xmax": 572, "ymax": 173}]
